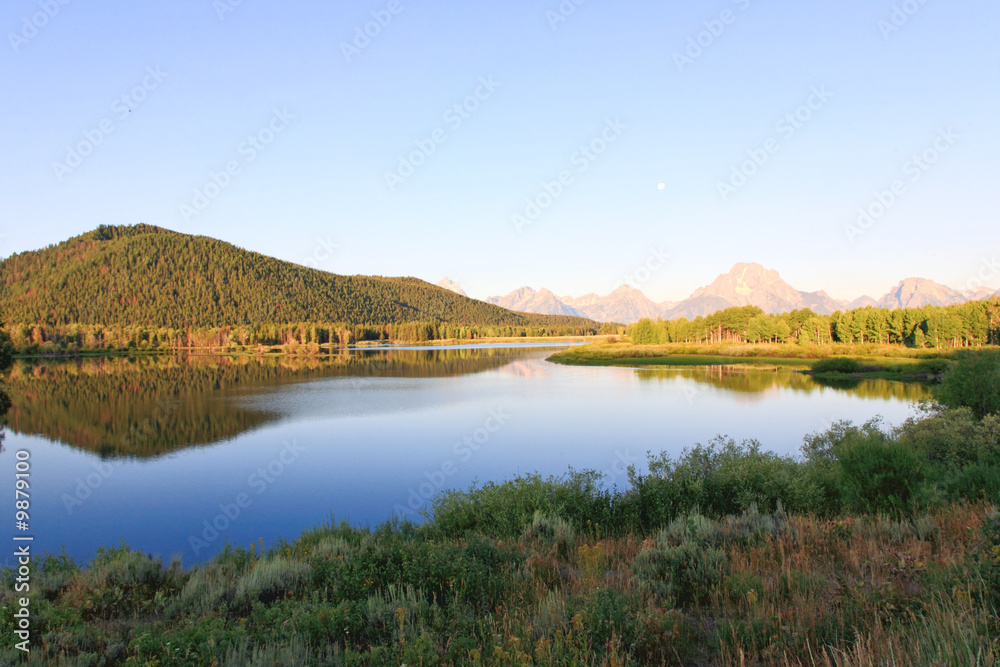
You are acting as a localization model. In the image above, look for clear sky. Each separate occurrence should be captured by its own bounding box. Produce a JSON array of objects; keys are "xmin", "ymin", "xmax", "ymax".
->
[{"xmin": 1, "ymin": 0, "xmax": 997, "ymax": 303}]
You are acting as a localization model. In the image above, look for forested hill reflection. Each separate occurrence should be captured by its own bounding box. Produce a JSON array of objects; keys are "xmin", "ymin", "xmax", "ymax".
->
[
  {"xmin": 5, "ymin": 348, "xmax": 527, "ymax": 458},
  {"xmin": 635, "ymin": 366, "xmax": 932, "ymax": 402}
]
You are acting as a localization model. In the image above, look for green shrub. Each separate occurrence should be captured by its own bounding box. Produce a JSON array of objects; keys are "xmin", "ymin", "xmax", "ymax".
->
[
  {"xmin": 722, "ymin": 503, "xmax": 790, "ymax": 545},
  {"xmin": 430, "ymin": 470, "xmax": 612, "ymax": 538},
  {"xmin": 174, "ymin": 563, "xmax": 233, "ymax": 616},
  {"xmin": 75, "ymin": 544, "xmax": 181, "ymax": 620},
  {"xmin": 917, "ymin": 358, "xmax": 952, "ymax": 375},
  {"xmin": 660, "ymin": 511, "xmax": 721, "ymax": 547},
  {"xmin": 802, "ymin": 417, "xmax": 884, "ymax": 463},
  {"xmin": 836, "ymin": 433, "xmax": 925, "ymax": 514},
  {"xmin": 634, "ymin": 539, "xmax": 728, "ymax": 606},
  {"xmin": 235, "ymin": 556, "xmax": 309, "ymax": 607},
  {"xmin": 896, "ymin": 407, "xmax": 1000, "ymax": 466},
  {"xmin": 0, "ymin": 389, "xmax": 10, "ymax": 420},
  {"xmin": 791, "ymin": 459, "xmax": 842, "ymax": 516},
  {"xmin": 0, "ymin": 330, "xmax": 13, "ymax": 372},
  {"xmin": 935, "ymin": 349, "xmax": 1000, "ymax": 419},
  {"xmin": 34, "ymin": 549, "xmax": 77, "ymax": 602},
  {"xmin": 582, "ymin": 587, "xmax": 642, "ymax": 647},
  {"xmin": 627, "ymin": 475, "xmax": 683, "ymax": 531},
  {"xmin": 812, "ymin": 358, "xmax": 865, "ymax": 374},
  {"xmin": 645, "ymin": 437, "xmax": 805, "ymax": 516},
  {"xmin": 523, "ymin": 511, "xmax": 576, "ymax": 559},
  {"xmin": 939, "ymin": 461, "xmax": 1000, "ymax": 501}
]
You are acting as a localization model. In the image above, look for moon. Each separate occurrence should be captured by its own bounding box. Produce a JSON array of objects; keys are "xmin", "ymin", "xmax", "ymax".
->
[{"xmin": 657, "ymin": 183, "xmax": 665, "ymax": 190}]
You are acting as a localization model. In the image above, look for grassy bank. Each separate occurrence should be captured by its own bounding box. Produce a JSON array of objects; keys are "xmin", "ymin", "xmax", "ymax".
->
[
  {"xmin": 4, "ymin": 501, "xmax": 996, "ymax": 666},
  {"xmin": 548, "ymin": 342, "xmax": 954, "ymax": 381}
]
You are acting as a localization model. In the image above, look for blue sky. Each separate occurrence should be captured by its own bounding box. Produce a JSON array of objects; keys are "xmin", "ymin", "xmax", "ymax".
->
[{"xmin": 1, "ymin": 0, "xmax": 997, "ymax": 303}]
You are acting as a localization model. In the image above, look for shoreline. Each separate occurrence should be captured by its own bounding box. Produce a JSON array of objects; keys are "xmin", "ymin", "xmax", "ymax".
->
[
  {"xmin": 547, "ymin": 342, "xmax": 956, "ymax": 383},
  {"xmin": 9, "ymin": 335, "xmax": 607, "ymax": 360}
]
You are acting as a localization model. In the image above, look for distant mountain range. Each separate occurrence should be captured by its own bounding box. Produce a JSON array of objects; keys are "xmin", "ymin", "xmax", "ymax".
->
[
  {"xmin": 15, "ymin": 227, "xmax": 991, "ymax": 334},
  {"xmin": 449, "ymin": 262, "xmax": 999, "ymax": 324},
  {"xmin": 486, "ymin": 287, "xmax": 582, "ymax": 318}
]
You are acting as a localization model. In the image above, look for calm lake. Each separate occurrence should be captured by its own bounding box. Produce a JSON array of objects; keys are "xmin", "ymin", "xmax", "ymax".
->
[{"xmin": 1, "ymin": 344, "xmax": 930, "ymax": 567}]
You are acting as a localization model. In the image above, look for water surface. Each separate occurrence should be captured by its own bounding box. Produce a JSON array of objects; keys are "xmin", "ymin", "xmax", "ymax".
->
[{"xmin": 0, "ymin": 345, "xmax": 929, "ymax": 565}]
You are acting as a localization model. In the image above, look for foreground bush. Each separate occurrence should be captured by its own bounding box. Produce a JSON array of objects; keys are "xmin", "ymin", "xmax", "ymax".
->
[
  {"xmin": 835, "ymin": 430, "xmax": 925, "ymax": 514},
  {"xmin": 935, "ymin": 348, "xmax": 1000, "ymax": 419},
  {"xmin": 427, "ymin": 404, "xmax": 994, "ymax": 538}
]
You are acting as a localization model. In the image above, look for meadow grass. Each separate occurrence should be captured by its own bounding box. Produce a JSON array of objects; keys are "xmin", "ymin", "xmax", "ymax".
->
[{"xmin": 3, "ymin": 501, "xmax": 995, "ymax": 666}]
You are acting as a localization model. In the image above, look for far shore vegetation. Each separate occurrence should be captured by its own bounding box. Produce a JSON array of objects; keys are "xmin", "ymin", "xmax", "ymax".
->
[
  {"xmin": 7, "ymin": 334, "xmax": 610, "ymax": 360},
  {"xmin": 548, "ymin": 343, "xmax": 953, "ymax": 383},
  {"xmin": 549, "ymin": 300, "xmax": 1000, "ymax": 382},
  {"xmin": 624, "ymin": 301, "xmax": 1000, "ymax": 348}
]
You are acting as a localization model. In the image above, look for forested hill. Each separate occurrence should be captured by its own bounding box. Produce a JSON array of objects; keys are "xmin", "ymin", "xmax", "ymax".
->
[{"xmin": 0, "ymin": 225, "xmax": 599, "ymax": 330}]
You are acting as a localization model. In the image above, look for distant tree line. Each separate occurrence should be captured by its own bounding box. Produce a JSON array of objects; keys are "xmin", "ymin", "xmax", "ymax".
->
[
  {"xmin": 627, "ymin": 298, "xmax": 1000, "ymax": 348},
  {"xmin": 1, "ymin": 320, "xmax": 603, "ymax": 355}
]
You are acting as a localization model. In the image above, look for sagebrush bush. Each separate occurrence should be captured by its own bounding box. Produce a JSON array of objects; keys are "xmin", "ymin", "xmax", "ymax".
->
[
  {"xmin": 363, "ymin": 583, "xmax": 429, "ymax": 645},
  {"xmin": 2, "ymin": 501, "xmax": 996, "ymax": 665},
  {"xmin": 523, "ymin": 510, "xmax": 576, "ymax": 559},
  {"xmin": 533, "ymin": 590, "xmax": 571, "ymax": 637},
  {"xmin": 660, "ymin": 511, "xmax": 720, "ymax": 547},
  {"xmin": 235, "ymin": 556, "xmax": 308, "ymax": 607},
  {"xmin": 68, "ymin": 544, "xmax": 181, "ymax": 620},
  {"xmin": 309, "ymin": 535, "xmax": 355, "ymax": 561},
  {"xmin": 721, "ymin": 502, "xmax": 790, "ymax": 545},
  {"xmin": 634, "ymin": 537, "xmax": 728, "ymax": 606},
  {"xmin": 174, "ymin": 563, "xmax": 230, "ymax": 616}
]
